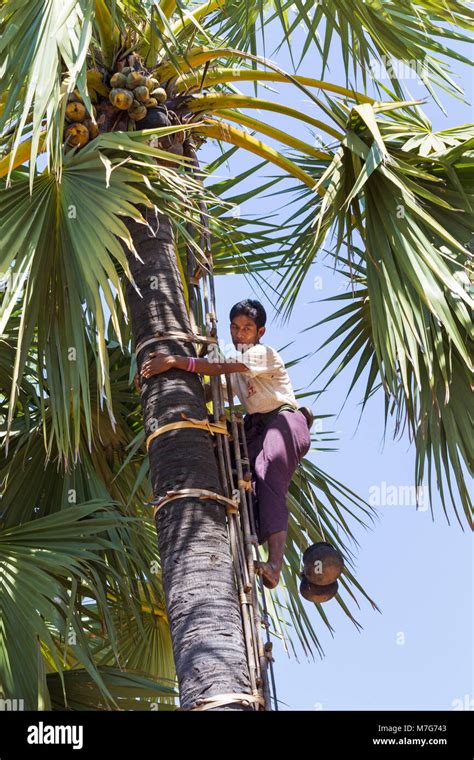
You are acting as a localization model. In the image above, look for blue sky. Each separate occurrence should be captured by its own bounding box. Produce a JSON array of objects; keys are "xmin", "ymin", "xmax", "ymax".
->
[{"xmin": 197, "ymin": 18, "xmax": 473, "ymax": 710}]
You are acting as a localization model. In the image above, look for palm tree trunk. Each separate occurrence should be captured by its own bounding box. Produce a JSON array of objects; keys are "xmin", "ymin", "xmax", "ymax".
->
[{"xmin": 124, "ymin": 209, "xmax": 252, "ymax": 711}]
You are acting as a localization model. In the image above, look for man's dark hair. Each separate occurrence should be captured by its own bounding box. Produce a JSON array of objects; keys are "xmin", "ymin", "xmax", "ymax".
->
[{"xmin": 229, "ymin": 299, "xmax": 267, "ymax": 329}]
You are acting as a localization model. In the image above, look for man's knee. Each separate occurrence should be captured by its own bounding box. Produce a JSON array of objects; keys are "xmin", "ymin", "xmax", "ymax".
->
[{"xmin": 254, "ymin": 451, "xmax": 291, "ymax": 488}]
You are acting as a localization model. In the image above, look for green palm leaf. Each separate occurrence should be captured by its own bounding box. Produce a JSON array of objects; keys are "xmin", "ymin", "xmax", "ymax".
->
[
  {"xmin": 0, "ymin": 131, "xmax": 220, "ymax": 464},
  {"xmin": 302, "ymin": 252, "xmax": 473, "ymax": 528},
  {"xmin": 152, "ymin": 0, "xmax": 473, "ymax": 103},
  {"xmin": 47, "ymin": 667, "xmax": 177, "ymax": 710},
  {"xmin": 0, "ymin": 0, "xmax": 94, "ymax": 184},
  {"xmin": 0, "ymin": 502, "xmax": 147, "ymax": 709}
]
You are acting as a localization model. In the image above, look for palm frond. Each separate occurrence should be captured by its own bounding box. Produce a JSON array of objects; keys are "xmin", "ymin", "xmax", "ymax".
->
[
  {"xmin": 273, "ymin": 102, "xmax": 473, "ymax": 323},
  {"xmin": 0, "ymin": 130, "xmax": 221, "ymax": 464},
  {"xmin": 0, "ymin": 501, "xmax": 151, "ymax": 709},
  {"xmin": 47, "ymin": 667, "xmax": 177, "ymax": 710},
  {"xmin": 0, "ymin": 0, "xmax": 94, "ymax": 183},
  {"xmin": 185, "ymin": 0, "xmax": 473, "ymax": 104},
  {"xmin": 302, "ymin": 251, "xmax": 473, "ymax": 529}
]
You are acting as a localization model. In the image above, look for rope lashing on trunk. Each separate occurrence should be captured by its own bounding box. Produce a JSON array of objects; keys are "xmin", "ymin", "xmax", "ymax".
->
[
  {"xmin": 145, "ymin": 412, "xmax": 229, "ymax": 451},
  {"xmin": 135, "ymin": 329, "xmax": 218, "ymax": 358},
  {"xmin": 147, "ymin": 487, "xmax": 240, "ymax": 517},
  {"xmin": 176, "ymin": 691, "xmax": 265, "ymax": 711},
  {"xmin": 185, "ymin": 691, "xmax": 265, "ymax": 711}
]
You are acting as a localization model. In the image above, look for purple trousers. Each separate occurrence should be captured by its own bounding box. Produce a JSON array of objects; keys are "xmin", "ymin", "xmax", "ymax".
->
[{"xmin": 243, "ymin": 409, "xmax": 311, "ymax": 545}]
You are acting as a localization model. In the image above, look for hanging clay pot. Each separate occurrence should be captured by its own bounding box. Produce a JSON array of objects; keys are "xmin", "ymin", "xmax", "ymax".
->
[
  {"xmin": 300, "ymin": 576, "xmax": 338, "ymax": 603},
  {"xmin": 303, "ymin": 541, "xmax": 344, "ymax": 586}
]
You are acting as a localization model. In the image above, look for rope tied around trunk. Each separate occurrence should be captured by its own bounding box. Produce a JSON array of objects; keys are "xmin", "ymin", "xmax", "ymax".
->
[
  {"xmin": 147, "ymin": 487, "xmax": 240, "ymax": 517},
  {"xmin": 182, "ymin": 692, "xmax": 265, "ymax": 711},
  {"xmin": 145, "ymin": 412, "xmax": 229, "ymax": 451},
  {"xmin": 135, "ymin": 329, "xmax": 217, "ymax": 358}
]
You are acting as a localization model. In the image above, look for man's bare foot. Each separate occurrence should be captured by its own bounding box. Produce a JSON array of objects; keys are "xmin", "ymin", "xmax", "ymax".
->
[{"xmin": 255, "ymin": 561, "xmax": 280, "ymax": 589}]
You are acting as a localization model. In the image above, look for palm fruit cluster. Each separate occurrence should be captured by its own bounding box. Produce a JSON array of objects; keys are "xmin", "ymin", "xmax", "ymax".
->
[
  {"xmin": 61, "ymin": 56, "xmax": 178, "ymax": 154},
  {"xmin": 299, "ymin": 542, "xmax": 344, "ymax": 603},
  {"xmin": 108, "ymin": 67, "xmax": 167, "ymax": 123},
  {"xmin": 63, "ymin": 91, "xmax": 99, "ymax": 149}
]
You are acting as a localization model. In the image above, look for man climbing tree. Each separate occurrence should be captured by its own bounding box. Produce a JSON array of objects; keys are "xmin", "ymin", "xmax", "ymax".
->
[{"xmin": 140, "ymin": 299, "xmax": 312, "ymax": 590}]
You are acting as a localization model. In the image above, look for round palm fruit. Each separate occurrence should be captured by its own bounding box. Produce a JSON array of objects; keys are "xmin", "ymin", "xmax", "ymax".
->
[
  {"xmin": 303, "ymin": 541, "xmax": 344, "ymax": 586},
  {"xmin": 300, "ymin": 576, "xmax": 338, "ymax": 604},
  {"xmin": 152, "ymin": 87, "xmax": 167, "ymax": 103},
  {"xmin": 144, "ymin": 97, "xmax": 158, "ymax": 107},
  {"xmin": 128, "ymin": 101, "xmax": 147, "ymax": 121},
  {"xmin": 64, "ymin": 123, "xmax": 89, "ymax": 147},
  {"xmin": 121, "ymin": 66, "xmax": 132, "ymax": 75},
  {"xmin": 126, "ymin": 71, "xmax": 147, "ymax": 89},
  {"xmin": 134, "ymin": 85, "xmax": 150, "ymax": 103},
  {"xmin": 66, "ymin": 101, "xmax": 86, "ymax": 122},
  {"xmin": 83, "ymin": 118, "xmax": 99, "ymax": 139},
  {"xmin": 110, "ymin": 72, "xmax": 128, "ymax": 88},
  {"xmin": 109, "ymin": 88, "xmax": 134, "ymax": 110},
  {"xmin": 146, "ymin": 77, "xmax": 159, "ymax": 91}
]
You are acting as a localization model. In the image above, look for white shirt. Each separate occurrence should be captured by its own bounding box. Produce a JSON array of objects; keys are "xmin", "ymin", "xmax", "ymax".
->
[{"xmin": 216, "ymin": 343, "xmax": 298, "ymax": 414}]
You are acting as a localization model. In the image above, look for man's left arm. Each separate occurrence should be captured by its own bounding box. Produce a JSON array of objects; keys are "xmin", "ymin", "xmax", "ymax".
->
[{"xmin": 140, "ymin": 351, "xmax": 251, "ymax": 379}]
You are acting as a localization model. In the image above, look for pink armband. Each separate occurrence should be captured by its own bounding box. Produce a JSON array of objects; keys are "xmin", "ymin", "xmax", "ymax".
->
[{"xmin": 186, "ymin": 356, "xmax": 196, "ymax": 372}]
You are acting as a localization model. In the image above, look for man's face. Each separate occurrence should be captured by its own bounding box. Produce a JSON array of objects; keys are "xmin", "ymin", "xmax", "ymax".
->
[{"xmin": 230, "ymin": 315, "xmax": 265, "ymax": 350}]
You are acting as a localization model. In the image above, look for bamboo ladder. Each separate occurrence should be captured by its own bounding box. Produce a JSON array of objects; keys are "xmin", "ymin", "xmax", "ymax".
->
[{"xmin": 196, "ymin": 275, "xmax": 278, "ymax": 713}]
